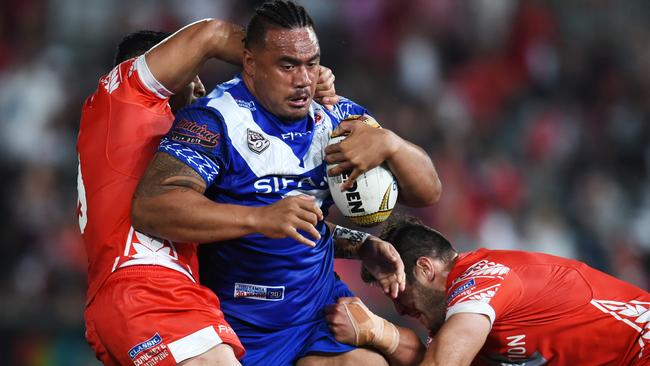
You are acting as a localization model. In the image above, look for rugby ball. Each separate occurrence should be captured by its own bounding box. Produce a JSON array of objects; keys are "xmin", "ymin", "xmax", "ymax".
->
[{"xmin": 326, "ymin": 116, "xmax": 399, "ymax": 227}]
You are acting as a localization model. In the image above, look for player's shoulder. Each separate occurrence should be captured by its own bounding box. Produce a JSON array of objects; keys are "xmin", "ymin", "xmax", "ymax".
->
[
  {"xmin": 326, "ymin": 96, "xmax": 369, "ymax": 122},
  {"xmin": 95, "ymin": 56, "xmax": 171, "ymax": 107},
  {"xmin": 195, "ymin": 76, "xmax": 252, "ymax": 115},
  {"xmin": 450, "ymin": 249, "xmax": 514, "ymax": 286}
]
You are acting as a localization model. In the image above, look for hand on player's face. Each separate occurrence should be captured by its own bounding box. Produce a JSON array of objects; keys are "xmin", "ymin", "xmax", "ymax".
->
[
  {"xmin": 169, "ymin": 75, "xmax": 206, "ymax": 114},
  {"xmin": 359, "ymin": 236, "xmax": 406, "ymax": 298},
  {"xmin": 325, "ymin": 119, "xmax": 399, "ymax": 191},
  {"xmin": 314, "ymin": 65, "xmax": 339, "ymax": 111},
  {"xmin": 248, "ymin": 27, "xmax": 320, "ymax": 121},
  {"xmin": 254, "ymin": 195, "xmax": 323, "ymax": 247}
]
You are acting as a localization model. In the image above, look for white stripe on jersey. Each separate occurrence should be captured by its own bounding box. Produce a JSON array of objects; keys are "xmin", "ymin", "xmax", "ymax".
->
[{"xmin": 206, "ymin": 91, "xmax": 334, "ymax": 178}]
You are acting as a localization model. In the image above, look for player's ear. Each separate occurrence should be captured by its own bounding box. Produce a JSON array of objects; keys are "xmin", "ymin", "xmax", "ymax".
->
[
  {"xmin": 243, "ymin": 49, "xmax": 255, "ymax": 78},
  {"xmin": 415, "ymin": 257, "xmax": 435, "ymax": 283}
]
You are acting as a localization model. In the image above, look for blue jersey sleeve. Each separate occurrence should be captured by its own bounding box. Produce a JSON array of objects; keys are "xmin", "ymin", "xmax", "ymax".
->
[
  {"xmin": 330, "ymin": 97, "xmax": 370, "ymax": 121},
  {"xmin": 158, "ymin": 105, "xmax": 228, "ymax": 186}
]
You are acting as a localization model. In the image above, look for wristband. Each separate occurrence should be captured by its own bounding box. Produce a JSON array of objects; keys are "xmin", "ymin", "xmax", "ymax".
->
[{"xmin": 333, "ymin": 225, "xmax": 370, "ymax": 244}]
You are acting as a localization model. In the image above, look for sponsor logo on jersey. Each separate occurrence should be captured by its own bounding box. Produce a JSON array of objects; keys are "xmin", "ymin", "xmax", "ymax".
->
[
  {"xmin": 171, "ymin": 119, "xmax": 220, "ymax": 147},
  {"xmin": 447, "ymin": 278, "xmax": 476, "ymax": 304},
  {"xmin": 253, "ymin": 176, "xmax": 327, "ymax": 194},
  {"xmin": 247, "ymin": 129, "xmax": 270, "ymax": 154},
  {"xmin": 281, "ymin": 131, "xmax": 312, "ymax": 140},
  {"xmin": 128, "ymin": 333, "xmax": 162, "ymax": 360},
  {"xmin": 236, "ymin": 99, "xmax": 256, "ymax": 111},
  {"xmin": 234, "ymin": 282, "xmax": 285, "ymax": 301}
]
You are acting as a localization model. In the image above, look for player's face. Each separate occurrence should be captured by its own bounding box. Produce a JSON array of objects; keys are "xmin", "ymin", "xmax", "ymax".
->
[
  {"xmin": 170, "ymin": 75, "xmax": 206, "ymax": 114},
  {"xmin": 393, "ymin": 279, "xmax": 447, "ymax": 333},
  {"xmin": 247, "ymin": 27, "xmax": 320, "ymax": 121}
]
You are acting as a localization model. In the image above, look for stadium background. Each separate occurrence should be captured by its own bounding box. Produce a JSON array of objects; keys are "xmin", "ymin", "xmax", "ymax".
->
[{"xmin": 1, "ymin": 0, "xmax": 649, "ymax": 364}]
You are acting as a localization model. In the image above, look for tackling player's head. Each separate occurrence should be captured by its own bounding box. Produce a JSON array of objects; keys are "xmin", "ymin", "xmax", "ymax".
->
[
  {"xmin": 243, "ymin": 0, "xmax": 320, "ymax": 122},
  {"xmin": 113, "ymin": 31, "xmax": 206, "ymax": 114},
  {"xmin": 114, "ymin": 30, "xmax": 170, "ymax": 67},
  {"xmin": 364, "ymin": 216, "xmax": 458, "ymax": 332}
]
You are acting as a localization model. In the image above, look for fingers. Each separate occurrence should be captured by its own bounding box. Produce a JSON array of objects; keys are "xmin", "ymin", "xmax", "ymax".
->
[
  {"xmin": 327, "ymin": 161, "xmax": 353, "ymax": 177},
  {"xmin": 318, "ymin": 65, "xmax": 334, "ymax": 84},
  {"xmin": 324, "ymin": 152, "xmax": 346, "ymax": 165},
  {"xmin": 296, "ymin": 195, "xmax": 324, "ymax": 221},
  {"xmin": 320, "ymin": 95, "xmax": 340, "ymax": 110},
  {"xmin": 324, "ymin": 142, "xmax": 341, "ymax": 154},
  {"xmin": 287, "ymin": 227, "xmax": 316, "ymax": 248},
  {"xmin": 315, "ymin": 66, "xmax": 337, "ymax": 111},
  {"xmin": 331, "ymin": 120, "xmax": 355, "ymax": 137},
  {"xmin": 295, "ymin": 219, "xmax": 321, "ymax": 242},
  {"xmin": 340, "ymin": 168, "xmax": 362, "ymax": 191}
]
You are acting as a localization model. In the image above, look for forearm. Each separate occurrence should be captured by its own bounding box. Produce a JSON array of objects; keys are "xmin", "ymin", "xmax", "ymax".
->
[
  {"xmin": 386, "ymin": 134, "xmax": 441, "ymax": 207},
  {"xmin": 146, "ymin": 18, "xmax": 244, "ymax": 93},
  {"xmin": 386, "ymin": 325, "xmax": 426, "ymax": 366},
  {"xmin": 330, "ymin": 223, "xmax": 370, "ymax": 259},
  {"xmin": 132, "ymin": 188, "xmax": 256, "ymax": 243}
]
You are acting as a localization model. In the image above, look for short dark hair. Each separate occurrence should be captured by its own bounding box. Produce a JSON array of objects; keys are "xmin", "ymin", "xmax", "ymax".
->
[
  {"xmin": 113, "ymin": 30, "xmax": 171, "ymax": 66},
  {"xmin": 245, "ymin": 0, "xmax": 315, "ymax": 49},
  {"xmin": 362, "ymin": 215, "xmax": 457, "ymax": 284}
]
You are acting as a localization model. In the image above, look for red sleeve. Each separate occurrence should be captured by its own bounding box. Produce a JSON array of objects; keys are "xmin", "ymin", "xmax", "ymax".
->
[
  {"xmin": 98, "ymin": 56, "xmax": 173, "ymax": 105},
  {"xmin": 445, "ymin": 259, "xmax": 523, "ymax": 326}
]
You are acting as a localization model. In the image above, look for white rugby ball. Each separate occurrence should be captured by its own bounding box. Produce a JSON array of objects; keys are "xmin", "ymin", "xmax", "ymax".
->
[{"xmin": 326, "ymin": 135, "xmax": 399, "ymax": 227}]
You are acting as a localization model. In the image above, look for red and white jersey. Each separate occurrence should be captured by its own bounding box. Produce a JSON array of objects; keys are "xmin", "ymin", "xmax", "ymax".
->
[
  {"xmin": 77, "ymin": 56, "xmax": 198, "ymax": 306},
  {"xmin": 444, "ymin": 249, "xmax": 650, "ymax": 365}
]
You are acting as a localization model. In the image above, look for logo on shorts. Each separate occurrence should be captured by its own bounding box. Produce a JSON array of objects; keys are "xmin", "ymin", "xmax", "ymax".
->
[
  {"xmin": 234, "ymin": 282, "xmax": 285, "ymax": 301},
  {"xmin": 128, "ymin": 333, "xmax": 162, "ymax": 360},
  {"xmin": 128, "ymin": 333, "xmax": 170, "ymax": 366},
  {"xmin": 247, "ymin": 129, "xmax": 270, "ymax": 154}
]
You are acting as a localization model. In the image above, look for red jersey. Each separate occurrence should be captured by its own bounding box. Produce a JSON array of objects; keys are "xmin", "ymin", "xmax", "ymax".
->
[
  {"xmin": 444, "ymin": 249, "xmax": 650, "ymax": 365},
  {"xmin": 77, "ymin": 56, "xmax": 198, "ymax": 305}
]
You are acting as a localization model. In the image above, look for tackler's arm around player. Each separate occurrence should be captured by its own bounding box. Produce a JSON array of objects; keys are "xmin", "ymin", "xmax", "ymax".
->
[
  {"xmin": 131, "ymin": 152, "xmax": 324, "ymax": 247},
  {"xmin": 144, "ymin": 18, "xmax": 245, "ymax": 95},
  {"xmin": 324, "ymin": 119, "xmax": 441, "ymax": 207}
]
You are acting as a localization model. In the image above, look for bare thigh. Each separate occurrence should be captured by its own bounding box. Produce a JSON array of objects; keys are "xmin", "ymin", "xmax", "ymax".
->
[
  {"xmin": 177, "ymin": 344, "xmax": 241, "ymax": 366},
  {"xmin": 296, "ymin": 348, "xmax": 388, "ymax": 366}
]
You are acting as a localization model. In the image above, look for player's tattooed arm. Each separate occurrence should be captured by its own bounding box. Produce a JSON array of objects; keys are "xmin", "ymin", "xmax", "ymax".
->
[
  {"xmin": 132, "ymin": 153, "xmax": 324, "ymax": 246},
  {"xmin": 330, "ymin": 223, "xmax": 406, "ymax": 298},
  {"xmin": 135, "ymin": 152, "xmax": 207, "ymax": 198},
  {"xmin": 132, "ymin": 152, "xmax": 218, "ymax": 242}
]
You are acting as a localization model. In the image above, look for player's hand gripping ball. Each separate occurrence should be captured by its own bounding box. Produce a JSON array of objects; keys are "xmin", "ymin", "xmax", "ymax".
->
[{"xmin": 326, "ymin": 115, "xmax": 398, "ymax": 227}]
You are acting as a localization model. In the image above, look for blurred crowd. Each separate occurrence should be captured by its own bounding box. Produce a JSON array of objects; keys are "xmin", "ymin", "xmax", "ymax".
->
[{"xmin": 0, "ymin": 0, "xmax": 648, "ymax": 364}]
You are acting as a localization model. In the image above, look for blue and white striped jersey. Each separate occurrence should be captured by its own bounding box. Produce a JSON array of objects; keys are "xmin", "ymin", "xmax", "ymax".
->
[{"xmin": 158, "ymin": 75, "xmax": 368, "ymax": 329}]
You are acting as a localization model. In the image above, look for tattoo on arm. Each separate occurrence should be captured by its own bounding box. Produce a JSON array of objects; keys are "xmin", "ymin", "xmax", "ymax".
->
[
  {"xmin": 333, "ymin": 226, "xmax": 370, "ymax": 259},
  {"xmin": 135, "ymin": 152, "xmax": 207, "ymax": 198}
]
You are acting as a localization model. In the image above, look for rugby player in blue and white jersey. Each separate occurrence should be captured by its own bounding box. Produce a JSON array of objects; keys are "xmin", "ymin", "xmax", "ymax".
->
[{"xmin": 131, "ymin": 1, "xmax": 441, "ymax": 365}]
